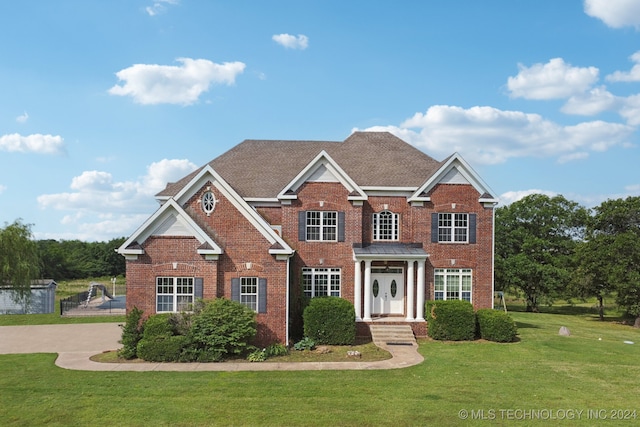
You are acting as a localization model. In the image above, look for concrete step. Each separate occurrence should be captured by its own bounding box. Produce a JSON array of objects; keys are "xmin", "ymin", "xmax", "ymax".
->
[{"xmin": 369, "ymin": 324, "xmax": 417, "ymax": 346}]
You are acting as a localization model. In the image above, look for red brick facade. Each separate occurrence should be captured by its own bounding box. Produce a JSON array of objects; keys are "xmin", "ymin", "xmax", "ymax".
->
[{"xmin": 120, "ymin": 133, "xmax": 496, "ymax": 346}]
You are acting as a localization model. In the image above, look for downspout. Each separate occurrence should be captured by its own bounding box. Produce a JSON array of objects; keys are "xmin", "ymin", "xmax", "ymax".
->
[
  {"xmin": 285, "ymin": 255, "xmax": 291, "ymax": 347},
  {"xmin": 491, "ymin": 203, "xmax": 496, "ymax": 309}
]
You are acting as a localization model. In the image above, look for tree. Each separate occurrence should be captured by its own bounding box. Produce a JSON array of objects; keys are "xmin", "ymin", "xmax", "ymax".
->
[
  {"xmin": 579, "ymin": 197, "xmax": 640, "ymax": 326},
  {"xmin": 0, "ymin": 220, "xmax": 41, "ymax": 312},
  {"xmin": 495, "ymin": 194, "xmax": 588, "ymax": 312}
]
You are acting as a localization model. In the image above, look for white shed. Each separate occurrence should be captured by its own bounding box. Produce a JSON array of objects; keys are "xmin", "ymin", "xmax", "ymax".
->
[{"xmin": 0, "ymin": 279, "xmax": 57, "ymax": 314}]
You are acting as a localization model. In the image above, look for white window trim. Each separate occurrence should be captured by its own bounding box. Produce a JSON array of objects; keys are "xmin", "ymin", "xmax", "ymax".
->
[
  {"xmin": 434, "ymin": 268, "xmax": 472, "ymax": 302},
  {"xmin": 201, "ymin": 191, "xmax": 216, "ymax": 215},
  {"xmin": 156, "ymin": 276, "xmax": 195, "ymax": 313},
  {"xmin": 240, "ymin": 276, "xmax": 258, "ymax": 312},
  {"xmin": 302, "ymin": 267, "xmax": 341, "ymax": 297},
  {"xmin": 438, "ymin": 213, "xmax": 469, "ymax": 243},
  {"xmin": 373, "ymin": 210, "xmax": 399, "ymax": 241},
  {"xmin": 306, "ymin": 211, "xmax": 338, "ymax": 242}
]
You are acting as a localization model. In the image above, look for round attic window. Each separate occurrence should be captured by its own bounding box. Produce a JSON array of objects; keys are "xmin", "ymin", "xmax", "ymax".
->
[{"xmin": 202, "ymin": 191, "xmax": 216, "ymax": 214}]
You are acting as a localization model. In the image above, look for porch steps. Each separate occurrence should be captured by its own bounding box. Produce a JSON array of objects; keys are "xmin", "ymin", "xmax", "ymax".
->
[{"xmin": 369, "ymin": 324, "xmax": 417, "ymax": 346}]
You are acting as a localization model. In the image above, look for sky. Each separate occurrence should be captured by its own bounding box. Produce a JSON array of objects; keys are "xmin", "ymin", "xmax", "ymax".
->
[{"xmin": 1, "ymin": 0, "xmax": 639, "ymax": 242}]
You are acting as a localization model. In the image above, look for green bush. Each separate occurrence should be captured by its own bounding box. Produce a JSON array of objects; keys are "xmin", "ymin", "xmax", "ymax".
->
[
  {"xmin": 426, "ymin": 300, "xmax": 476, "ymax": 341},
  {"xmin": 186, "ymin": 298, "xmax": 257, "ymax": 361},
  {"xmin": 136, "ymin": 335, "xmax": 189, "ymax": 362},
  {"xmin": 118, "ymin": 306, "xmax": 144, "ymax": 359},
  {"xmin": 142, "ymin": 313, "xmax": 175, "ymax": 338},
  {"xmin": 293, "ymin": 337, "xmax": 315, "ymax": 351},
  {"xmin": 247, "ymin": 349, "xmax": 267, "ymax": 362},
  {"xmin": 476, "ymin": 309, "xmax": 518, "ymax": 342},
  {"xmin": 303, "ymin": 297, "xmax": 355, "ymax": 345},
  {"xmin": 265, "ymin": 343, "xmax": 288, "ymax": 357}
]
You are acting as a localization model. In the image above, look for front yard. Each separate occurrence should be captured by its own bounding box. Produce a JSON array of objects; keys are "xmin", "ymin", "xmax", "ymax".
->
[{"xmin": 1, "ymin": 309, "xmax": 639, "ymax": 426}]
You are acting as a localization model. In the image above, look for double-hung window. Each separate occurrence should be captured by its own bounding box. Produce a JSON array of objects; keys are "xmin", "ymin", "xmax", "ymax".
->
[
  {"xmin": 231, "ymin": 277, "xmax": 267, "ymax": 313},
  {"xmin": 373, "ymin": 210, "xmax": 399, "ymax": 241},
  {"xmin": 306, "ymin": 211, "xmax": 337, "ymax": 241},
  {"xmin": 434, "ymin": 269, "xmax": 472, "ymax": 302},
  {"xmin": 240, "ymin": 277, "xmax": 258, "ymax": 312},
  {"xmin": 432, "ymin": 212, "xmax": 476, "ymax": 243},
  {"xmin": 302, "ymin": 268, "xmax": 341, "ymax": 297},
  {"xmin": 156, "ymin": 277, "xmax": 194, "ymax": 312}
]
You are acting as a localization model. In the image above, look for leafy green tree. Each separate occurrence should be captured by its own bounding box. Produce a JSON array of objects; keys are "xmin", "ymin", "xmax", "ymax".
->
[
  {"xmin": 0, "ymin": 220, "xmax": 41, "ymax": 312},
  {"xmin": 579, "ymin": 197, "xmax": 640, "ymax": 326},
  {"xmin": 495, "ymin": 194, "xmax": 588, "ymax": 312}
]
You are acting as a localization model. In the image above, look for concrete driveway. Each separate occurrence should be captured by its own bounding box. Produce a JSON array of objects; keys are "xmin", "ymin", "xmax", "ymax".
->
[
  {"xmin": 0, "ymin": 323, "xmax": 424, "ymax": 371},
  {"xmin": 0, "ymin": 323, "xmax": 122, "ymax": 354}
]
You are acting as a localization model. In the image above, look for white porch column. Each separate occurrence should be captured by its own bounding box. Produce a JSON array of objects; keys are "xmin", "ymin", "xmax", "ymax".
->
[
  {"xmin": 363, "ymin": 260, "xmax": 372, "ymax": 321},
  {"xmin": 405, "ymin": 261, "xmax": 415, "ymax": 321},
  {"xmin": 354, "ymin": 260, "xmax": 362, "ymax": 320},
  {"xmin": 416, "ymin": 260, "xmax": 426, "ymax": 321}
]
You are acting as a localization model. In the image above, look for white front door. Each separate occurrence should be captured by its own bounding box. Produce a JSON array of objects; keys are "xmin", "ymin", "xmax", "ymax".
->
[{"xmin": 371, "ymin": 269, "xmax": 404, "ymax": 315}]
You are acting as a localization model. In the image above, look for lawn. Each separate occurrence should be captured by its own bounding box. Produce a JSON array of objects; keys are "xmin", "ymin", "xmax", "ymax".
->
[{"xmin": 1, "ymin": 309, "xmax": 639, "ymax": 426}]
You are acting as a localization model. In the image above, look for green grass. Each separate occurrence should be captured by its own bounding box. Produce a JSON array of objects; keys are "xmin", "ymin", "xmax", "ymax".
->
[{"xmin": 2, "ymin": 310, "xmax": 640, "ymax": 426}]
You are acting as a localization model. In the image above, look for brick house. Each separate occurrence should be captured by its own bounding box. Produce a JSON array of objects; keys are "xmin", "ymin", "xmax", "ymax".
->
[{"xmin": 118, "ymin": 132, "xmax": 497, "ymax": 345}]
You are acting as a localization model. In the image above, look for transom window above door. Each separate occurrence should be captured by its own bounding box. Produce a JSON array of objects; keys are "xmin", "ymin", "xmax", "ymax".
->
[{"xmin": 373, "ymin": 210, "xmax": 399, "ymax": 241}]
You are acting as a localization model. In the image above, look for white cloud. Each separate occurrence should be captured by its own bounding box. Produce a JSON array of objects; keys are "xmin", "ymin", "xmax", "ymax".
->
[
  {"xmin": 507, "ymin": 58, "xmax": 599, "ymax": 100},
  {"xmin": 606, "ymin": 51, "xmax": 640, "ymax": 82},
  {"xmin": 360, "ymin": 105, "xmax": 634, "ymax": 165},
  {"xmin": 109, "ymin": 58, "xmax": 246, "ymax": 105},
  {"xmin": 0, "ymin": 133, "xmax": 65, "ymax": 155},
  {"xmin": 617, "ymin": 93, "xmax": 640, "ymax": 125},
  {"xmin": 272, "ymin": 33, "xmax": 309, "ymax": 50},
  {"xmin": 16, "ymin": 112, "xmax": 29, "ymax": 123},
  {"xmin": 37, "ymin": 158, "xmax": 198, "ymax": 239},
  {"xmin": 584, "ymin": 0, "xmax": 640, "ymax": 29},
  {"xmin": 498, "ymin": 189, "xmax": 558, "ymax": 206},
  {"xmin": 561, "ymin": 86, "xmax": 620, "ymax": 115},
  {"xmin": 0, "ymin": 184, "xmax": 6, "ymax": 195},
  {"xmin": 146, "ymin": 0, "xmax": 179, "ymax": 16}
]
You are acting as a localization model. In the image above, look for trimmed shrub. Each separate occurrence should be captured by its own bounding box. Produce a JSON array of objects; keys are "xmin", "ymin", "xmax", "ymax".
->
[
  {"xmin": 118, "ymin": 306, "xmax": 144, "ymax": 359},
  {"xmin": 303, "ymin": 297, "xmax": 355, "ymax": 345},
  {"xmin": 142, "ymin": 313, "xmax": 175, "ymax": 338},
  {"xmin": 426, "ymin": 300, "xmax": 475, "ymax": 341},
  {"xmin": 137, "ymin": 335, "xmax": 189, "ymax": 362},
  {"xmin": 186, "ymin": 298, "xmax": 257, "ymax": 361},
  {"xmin": 476, "ymin": 309, "xmax": 518, "ymax": 342}
]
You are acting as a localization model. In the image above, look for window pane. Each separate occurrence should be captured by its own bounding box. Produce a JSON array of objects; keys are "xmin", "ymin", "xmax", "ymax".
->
[
  {"xmin": 302, "ymin": 269, "xmax": 312, "ymax": 298},
  {"xmin": 322, "ymin": 212, "xmax": 337, "ymax": 241},
  {"xmin": 438, "ymin": 213, "xmax": 452, "ymax": 242},
  {"xmin": 176, "ymin": 295, "xmax": 193, "ymax": 311},
  {"xmin": 306, "ymin": 212, "xmax": 321, "ymax": 241},
  {"xmin": 157, "ymin": 295, "xmax": 173, "ymax": 312},
  {"xmin": 240, "ymin": 277, "xmax": 258, "ymax": 311},
  {"xmin": 374, "ymin": 211, "xmax": 398, "ymax": 241},
  {"xmin": 303, "ymin": 267, "xmax": 341, "ymax": 297}
]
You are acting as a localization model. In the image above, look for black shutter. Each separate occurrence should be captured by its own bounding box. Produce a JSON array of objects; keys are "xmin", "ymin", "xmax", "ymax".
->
[
  {"xmin": 338, "ymin": 211, "xmax": 345, "ymax": 242},
  {"xmin": 231, "ymin": 278, "xmax": 240, "ymax": 302},
  {"xmin": 298, "ymin": 211, "xmax": 307, "ymax": 241},
  {"xmin": 431, "ymin": 213, "xmax": 439, "ymax": 243},
  {"xmin": 469, "ymin": 214, "xmax": 477, "ymax": 244},
  {"xmin": 194, "ymin": 278, "xmax": 203, "ymax": 299},
  {"xmin": 258, "ymin": 278, "xmax": 267, "ymax": 313}
]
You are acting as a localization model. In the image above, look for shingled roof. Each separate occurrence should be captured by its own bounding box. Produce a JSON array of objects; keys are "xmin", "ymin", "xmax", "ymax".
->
[{"xmin": 157, "ymin": 132, "xmax": 444, "ymax": 199}]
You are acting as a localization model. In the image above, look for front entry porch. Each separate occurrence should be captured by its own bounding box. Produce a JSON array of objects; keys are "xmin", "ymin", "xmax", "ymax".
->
[{"xmin": 352, "ymin": 243, "xmax": 429, "ymax": 325}]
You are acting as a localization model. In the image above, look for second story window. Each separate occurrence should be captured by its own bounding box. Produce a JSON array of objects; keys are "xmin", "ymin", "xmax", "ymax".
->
[
  {"xmin": 438, "ymin": 213, "xmax": 469, "ymax": 242},
  {"xmin": 373, "ymin": 210, "xmax": 399, "ymax": 241},
  {"xmin": 306, "ymin": 211, "xmax": 337, "ymax": 241},
  {"xmin": 299, "ymin": 210, "xmax": 346, "ymax": 242}
]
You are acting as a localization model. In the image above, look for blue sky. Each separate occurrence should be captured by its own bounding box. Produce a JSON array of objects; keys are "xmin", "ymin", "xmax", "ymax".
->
[{"xmin": 1, "ymin": 0, "xmax": 639, "ymax": 241}]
